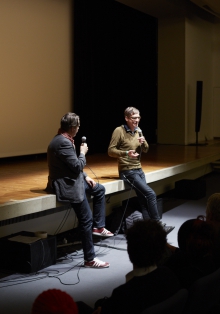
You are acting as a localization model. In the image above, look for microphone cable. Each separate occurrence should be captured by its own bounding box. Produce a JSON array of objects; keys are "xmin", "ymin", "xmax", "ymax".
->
[
  {"xmin": 113, "ymin": 176, "xmax": 135, "ymax": 236},
  {"xmin": 122, "ymin": 173, "xmax": 149, "ymax": 204},
  {"xmin": 53, "ymin": 205, "xmax": 72, "ymax": 235},
  {"xmin": 81, "ymin": 136, "xmax": 100, "ymax": 186},
  {"xmin": 137, "ymin": 128, "xmax": 143, "ymax": 161},
  {"xmin": 84, "ymin": 164, "xmax": 99, "ymax": 185}
]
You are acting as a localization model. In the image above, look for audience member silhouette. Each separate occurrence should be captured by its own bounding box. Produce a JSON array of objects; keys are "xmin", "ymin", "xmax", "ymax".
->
[
  {"xmin": 206, "ymin": 193, "xmax": 220, "ymax": 266},
  {"xmin": 92, "ymin": 220, "xmax": 180, "ymax": 314},
  {"xmin": 164, "ymin": 217, "xmax": 217, "ymax": 289}
]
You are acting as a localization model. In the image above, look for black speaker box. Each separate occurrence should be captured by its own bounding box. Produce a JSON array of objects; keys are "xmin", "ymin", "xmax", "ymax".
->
[
  {"xmin": 0, "ymin": 231, "xmax": 57, "ymax": 273},
  {"xmin": 175, "ymin": 179, "xmax": 206, "ymax": 200}
]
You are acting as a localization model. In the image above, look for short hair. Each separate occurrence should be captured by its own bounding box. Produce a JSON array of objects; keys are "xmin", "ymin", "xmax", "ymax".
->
[
  {"xmin": 31, "ymin": 289, "xmax": 78, "ymax": 314},
  {"xmin": 60, "ymin": 112, "xmax": 80, "ymax": 132},
  {"xmin": 124, "ymin": 107, "xmax": 140, "ymax": 118},
  {"xmin": 126, "ymin": 220, "xmax": 167, "ymax": 268},
  {"xmin": 206, "ymin": 193, "xmax": 220, "ymax": 222},
  {"xmin": 178, "ymin": 218, "xmax": 215, "ymax": 258}
]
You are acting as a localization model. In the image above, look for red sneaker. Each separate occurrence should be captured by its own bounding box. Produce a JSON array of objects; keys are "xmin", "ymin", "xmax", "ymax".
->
[
  {"xmin": 92, "ymin": 228, "xmax": 114, "ymax": 237},
  {"xmin": 84, "ymin": 258, "xmax": 110, "ymax": 268}
]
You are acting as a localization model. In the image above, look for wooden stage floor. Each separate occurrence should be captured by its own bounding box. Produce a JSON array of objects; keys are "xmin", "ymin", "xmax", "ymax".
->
[{"xmin": 1, "ymin": 141, "xmax": 220, "ymax": 206}]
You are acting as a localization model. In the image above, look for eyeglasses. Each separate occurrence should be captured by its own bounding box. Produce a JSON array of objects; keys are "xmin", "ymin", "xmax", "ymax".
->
[{"xmin": 130, "ymin": 116, "xmax": 141, "ymax": 120}]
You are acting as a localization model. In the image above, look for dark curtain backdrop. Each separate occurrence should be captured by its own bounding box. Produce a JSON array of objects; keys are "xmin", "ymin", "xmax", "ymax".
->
[{"xmin": 74, "ymin": 0, "xmax": 157, "ymax": 154}]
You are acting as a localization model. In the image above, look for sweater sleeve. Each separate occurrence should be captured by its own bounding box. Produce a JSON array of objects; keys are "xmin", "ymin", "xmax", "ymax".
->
[
  {"xmin": 108, "ymin": 127, "xmax": 128, "ymax": 158},
  {"xmin": 141, "ymin": 139, "xmax": 149, "ymax": 153}
]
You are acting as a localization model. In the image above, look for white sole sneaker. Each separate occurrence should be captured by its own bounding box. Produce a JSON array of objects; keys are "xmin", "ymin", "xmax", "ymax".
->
[{"xmin": 84, "ymin": 258, "xmax": 110, "ymax": 268}]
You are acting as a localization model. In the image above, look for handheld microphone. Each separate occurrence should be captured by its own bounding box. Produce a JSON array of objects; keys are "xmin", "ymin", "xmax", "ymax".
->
[
  {"xmin": 82, "ymin": 136, "xmax": 87, "ymax": 144},
  {"xmin": 136, "ymin": 128, "xmax": 142, "ymax": 159},
  {"xmin": 138, "ymin": 128, "xmax": 142, "ymax": 137}
]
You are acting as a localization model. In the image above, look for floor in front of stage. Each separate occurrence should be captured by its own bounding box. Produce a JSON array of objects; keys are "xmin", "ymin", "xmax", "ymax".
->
[{"xmin": 0, "ymin": 169, "xmax": 220, "ymax": 313}]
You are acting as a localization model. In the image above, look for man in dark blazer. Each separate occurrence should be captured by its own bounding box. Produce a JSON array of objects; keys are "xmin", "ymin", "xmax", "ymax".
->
[{"xmin": 46, "ymin": 112, "xmax": 113, "ymax": 268}]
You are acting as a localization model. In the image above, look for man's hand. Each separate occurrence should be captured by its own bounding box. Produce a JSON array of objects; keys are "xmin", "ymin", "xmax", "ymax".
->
[
  {"xmin": 80, "ymin": 143, "xmax": 88, "ymax": 155},
  {"xmin": 85, "ymin": 176, "xmax": 96, "ymax": 188},
  {"xmin": 128, "ymin": 150, "xmax": 139, "ymax": 159},
  {"xmin": 138, "ymin": 136, "xmax": 145, "ymax": 144}
]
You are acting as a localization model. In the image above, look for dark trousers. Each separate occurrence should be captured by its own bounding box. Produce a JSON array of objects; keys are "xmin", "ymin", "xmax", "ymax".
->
[
  {"xmin": 71, "ymin": 181, "xmax": 106, "ymax": 261},
  {"xmin": 84, "ymin": 181, "xmax": 106, "ymax": 228},
  {"xmin": 119, "ymin": 168, "xmax": 160, "ymax": 220}
]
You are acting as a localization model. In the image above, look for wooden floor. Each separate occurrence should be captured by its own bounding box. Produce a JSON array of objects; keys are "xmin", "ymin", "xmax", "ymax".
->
[{"xmin": 1, "ymin": 141, "xmax": 220, "ymax": 205}]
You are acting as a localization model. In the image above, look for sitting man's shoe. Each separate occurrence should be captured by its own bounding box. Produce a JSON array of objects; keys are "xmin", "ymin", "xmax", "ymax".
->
[
  {"xmin": 164, "ymin": 225, "xmax": 175, "ymax": 234},
  {"xmin": 84, "ymin": 257, "xmax": 110, "ymax": 268},
  {"xmin": 92, "ymin": 228, "xmax": 114, "ymax": 237},
  {"xmin": 160, "ymin": 222, "xmax": 166, "ymax": 227}
]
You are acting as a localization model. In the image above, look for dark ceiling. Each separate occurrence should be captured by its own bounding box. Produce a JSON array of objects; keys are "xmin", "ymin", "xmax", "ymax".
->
[{"xmin": 116, "ymin": 0, "xmax": 220, "ymax": 20}]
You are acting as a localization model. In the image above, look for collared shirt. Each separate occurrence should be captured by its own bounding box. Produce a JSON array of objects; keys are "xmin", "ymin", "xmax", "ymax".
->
[
  {"xmin": 124, "ymin": 124, "xmax": 138, "ymax": 135},
  {"xmin": 126, "ymin": 265, "xmax": 157, "ymax": 282}
]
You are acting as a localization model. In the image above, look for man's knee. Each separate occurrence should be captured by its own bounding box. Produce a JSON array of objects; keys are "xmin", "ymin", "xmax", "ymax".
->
[{"xmin": 93, "ymin": 183, "xmax": 105, "ymax": 195}]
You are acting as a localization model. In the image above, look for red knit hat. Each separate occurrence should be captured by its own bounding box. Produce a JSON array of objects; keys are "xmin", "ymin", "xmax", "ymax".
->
[{"xmin": 31, "ymin": 289, "xmax": 78, "ymax": 314}]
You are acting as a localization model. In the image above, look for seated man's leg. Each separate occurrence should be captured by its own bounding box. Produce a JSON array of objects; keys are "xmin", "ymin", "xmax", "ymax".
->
[
  {"xmin": 120, "ymin": 169, "xmax": 160, "ymax": 220},
  {"xmin": 72, "ymin": 197, "xmax": 110, "ymax": 266},
  {"xmin": 85, "ymin": 181, "xmax": 113, "ymax": 237},
  {"xmin": 85, "ymin": 181, "xmax": 106, "ymax": 228},
  {"xmin": 137, "ymin": 169, "xmax": 160, "ymax": 220},
  {"xmin": 120, "ymin": 169, "xmax": 175, "ymax": 234},
  {"xmin": 71, "ymin": 196, "xmax": 95, "ymax": 262},
  {"xmin": 137, "ymin": 171, "xmax": 175, "ymax": 233}
]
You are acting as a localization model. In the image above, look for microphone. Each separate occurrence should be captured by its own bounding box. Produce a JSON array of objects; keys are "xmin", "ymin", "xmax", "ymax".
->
[
  {"xmin": 81, "ymin": 136, "xmax": 87, "ymax": 144},
  {"xmin": 136, "ymin": 128, "xmax": 142, "ymax": 159},
  {"xmin": 137, "ymin": 128, "xmax": 142, "ymax": 137}
]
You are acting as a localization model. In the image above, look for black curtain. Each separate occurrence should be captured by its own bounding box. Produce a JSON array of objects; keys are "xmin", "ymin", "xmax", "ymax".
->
[{"xmin": 74, "ymin": 0, "xmax": 157, "ymax": 154}]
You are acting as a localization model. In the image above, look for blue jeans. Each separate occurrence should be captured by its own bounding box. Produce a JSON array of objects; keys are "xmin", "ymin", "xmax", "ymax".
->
[
  {"xmin": 119, "ymin": 168, "xmax": 160, "ymax": 221},
  {"xmin": 85, "ymin": 181, "xmax": 106, "ymax": 228},
  {"xmin": 71, "ymin": 181, "xmax": 106, "ymax": 261}
]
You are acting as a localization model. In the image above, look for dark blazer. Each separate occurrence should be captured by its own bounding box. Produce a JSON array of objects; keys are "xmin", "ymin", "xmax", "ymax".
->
[
  {"xmin": 46, "ymin": 134, "xmax": 86, "ymax": 203},
  {"xmin": 100, "ymin": 267, "xmax": 181, "ymax": 314}
]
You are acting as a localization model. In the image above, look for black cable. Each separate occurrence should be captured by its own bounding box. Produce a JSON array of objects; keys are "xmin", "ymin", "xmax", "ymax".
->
[
  {"xmin": 94, "ymin": 243, "xmax": 127, "ymax": 251},
  {"xmin": 54, "ymin": 207, "xmax": 72, "ymax": 235},
  {"xmin": 113, "ymin": 177, "xmax": 135, "ymax": 236},
  {"xmin": 0, "ymin": 258, "xmax": 83, "ymax": 288},
  {"xmin": 122, "ymin": 173, "xmax": 149, "ymax": 201},
  {"xmin": 84, "ymin": 164, "xmax": 100, "ymax": 185},
  {"xmin": 36, "ymin": 240, "xmax": 45, "ymax": 271},
  {"xmin": 137, "ymin": 128, "xmax": 143, "ymax": 161},
  {"xmin": 47, "ymin": 260, "xmax": 83, "ymax": 286}
]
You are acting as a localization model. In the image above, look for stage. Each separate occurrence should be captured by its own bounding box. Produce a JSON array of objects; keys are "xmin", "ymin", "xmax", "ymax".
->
[
  {"xmin": 1, "ymin": 141, "xmax": 220, "ymax": 225},
  {"xmin": 1, "ymin": 140, "xmax": 220, "ymax": 292}
]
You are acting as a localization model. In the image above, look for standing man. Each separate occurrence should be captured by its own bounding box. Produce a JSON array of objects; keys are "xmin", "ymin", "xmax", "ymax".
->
[
  {"xmin": 108, "ymin": 107, "xmax": 174, "ymax": 234},
  {"xmin": 46, "ymin": 112, "xmax": 113, "ymax": 269}
]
